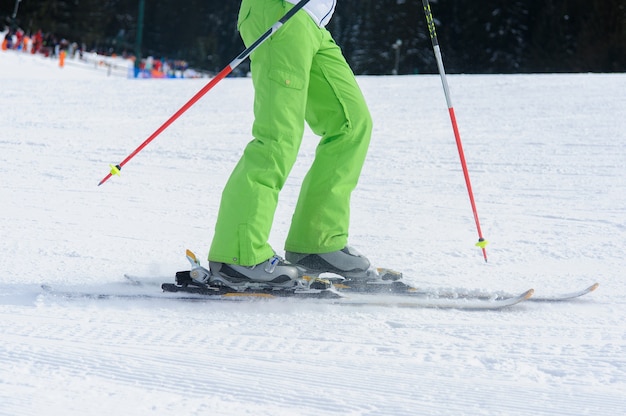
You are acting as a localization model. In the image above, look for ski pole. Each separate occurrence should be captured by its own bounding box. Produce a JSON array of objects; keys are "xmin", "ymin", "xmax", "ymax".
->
[
  {"xmin": 422, "ymin": 0, "xmax": 489, "ymax": 262},
  {"xmin": 98, "ymin": 0, "xmax": 313, "ymax": 186}
]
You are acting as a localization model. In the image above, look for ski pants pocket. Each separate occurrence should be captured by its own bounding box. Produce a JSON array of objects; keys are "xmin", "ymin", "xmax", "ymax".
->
[{"xmin": 268, "ymin": 68, "xmax": 305, "ymax": 90}]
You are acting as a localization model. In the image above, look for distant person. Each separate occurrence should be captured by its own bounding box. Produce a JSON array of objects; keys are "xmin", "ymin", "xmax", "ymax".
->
[
  {"xmin": 15, "ymin": 29, "xmax": 23, "ymax": 51},
  {"xmin": 59, "ymin": 49, "xmax": 66, "ymax": 68},
  {"xmin": 2, "ymin": 31, "xmax": 12, "ymax": 51},
  {"xmin": 23, "ymin": 34, "xmax": 32, "ymax": 53},
  {"xmin": 33, "ymin": 30, "xmax": 43, "ymax": 54},
  {"xmin": 1, "ymin": 38, "xmax": 7, "ymax": 51}
]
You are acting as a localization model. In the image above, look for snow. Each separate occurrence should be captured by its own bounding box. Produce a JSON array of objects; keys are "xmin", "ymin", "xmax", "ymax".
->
[{"xmin": 1, "ymin": 49, "xmax": 625, "ymax": 415}]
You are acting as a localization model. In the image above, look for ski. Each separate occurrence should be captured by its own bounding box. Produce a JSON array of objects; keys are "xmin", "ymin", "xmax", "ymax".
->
[
  {"xmin": 316, "ymin": 266, "xmax": 599, "ymax": 303},
  {"xmin": 46, "ymin": 249, "xmax": 594, "ymax": 310},
  {"xmin": 127, "ymin": 271, "xmax": 599, "ymax": 303},
  {"xmin": 336, "ymin": 275, "xmax": 599, "ymax": 302},
  {"xmin": 40, "ymin": 281, "xmax": 533, "ymax": 310},
  {"xmin": 160, "ymin": 282, "xmax": 534, "ymax": 310},
  {"xmin": 524, "ymin": 282, "xmax": 599, "ymax": 302},
  {"xmin": 334, "ymin": 289, "xmax": 534, "ymax": 309},
  {"xmin": 161, "ymin": 275, "xmax": 343, "ymax": 300},
  {"xmin": 40, "ymin": 283, "xmax": 218, "ymax": 301},
  {"xmin": 157, "ymin": 250, "xmax": 534, "ymax": 309}
]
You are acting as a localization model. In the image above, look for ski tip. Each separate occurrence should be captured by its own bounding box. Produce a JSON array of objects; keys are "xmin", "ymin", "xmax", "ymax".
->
[
  {"xmin": 524, "ymin": 288, "xmax": 535, "ymax": 300},
  {"xmin": 589, "ymin": 282, "xmax": 600, "ymax": 292}
]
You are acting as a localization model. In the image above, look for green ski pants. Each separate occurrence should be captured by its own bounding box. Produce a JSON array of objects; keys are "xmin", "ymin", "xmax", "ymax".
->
[{"xmin": 209, "ymin": 0, "xmax": 372, "ymax": 265}]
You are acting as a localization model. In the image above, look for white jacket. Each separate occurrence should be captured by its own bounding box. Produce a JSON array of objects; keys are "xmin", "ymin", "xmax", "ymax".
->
[{"xmin": 285, "ymin": 0, "xmax": 336, "ymax": 27}]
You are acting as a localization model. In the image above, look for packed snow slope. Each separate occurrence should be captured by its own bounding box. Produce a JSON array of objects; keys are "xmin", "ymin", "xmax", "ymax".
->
[{"xmin": 1, "ymin": 50, "xmax": 625, "ymax": 415}]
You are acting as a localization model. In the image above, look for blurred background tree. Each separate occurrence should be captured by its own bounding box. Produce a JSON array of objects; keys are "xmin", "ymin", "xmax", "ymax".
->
[{"xmin": 1, "ymin": 0, "xmax": 624, "ymax": 74}]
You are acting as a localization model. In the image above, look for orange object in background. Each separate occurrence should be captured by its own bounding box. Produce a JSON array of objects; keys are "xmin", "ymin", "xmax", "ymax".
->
[
  {"xmin": 1, "ymin": 39, "xmax": 8, "ymax": 51},
  {"xmin": 59, "ymin": 50, "xmax": 66, "ymax": 67}
]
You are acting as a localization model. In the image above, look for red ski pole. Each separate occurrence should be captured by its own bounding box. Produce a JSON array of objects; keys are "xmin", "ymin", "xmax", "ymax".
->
[
  {"xmin": 422, "ymin": 0, "xmax": 489, "ymax": 262},
  {"xmin": 98, "ymin": 0, "xmax": 312, "ymax": 186}
]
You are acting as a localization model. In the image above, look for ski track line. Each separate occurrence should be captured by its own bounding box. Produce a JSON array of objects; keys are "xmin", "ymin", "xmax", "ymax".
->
[
  {"xmin": 2, "ymin": 324, "xmax": 416, "ymax": 414},
  {"xmin": 3, "ymin": 300, "xmax": 626, "ymax": 415},
  {"xmin": 1, "ymin": 303, "xmax": 420, "ymax": 414},
  {"xmin": 5, "ymin": 337, "xmax": 621, "ymax": 416}
]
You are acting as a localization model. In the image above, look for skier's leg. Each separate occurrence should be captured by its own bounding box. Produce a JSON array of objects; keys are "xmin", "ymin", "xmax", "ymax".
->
[
  {"xmin": 285, "ymin": 28, "xmax": 373, "ymax": 255},
  {"xmin": 209, "ymin": 0, "xmax": 321, "ymax": 266}
]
